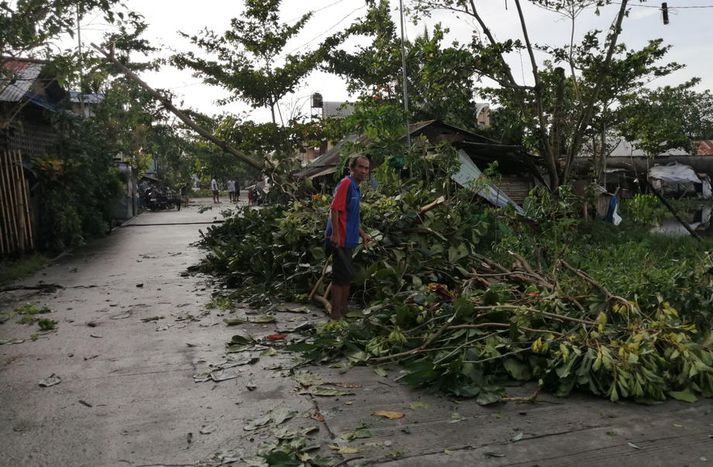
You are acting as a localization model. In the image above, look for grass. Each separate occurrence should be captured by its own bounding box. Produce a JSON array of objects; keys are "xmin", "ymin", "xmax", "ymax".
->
[
  {"xmin": 14, "ymin": 303, "xmax": 52, "ymax": 326},
  {"xmin": 37, "ymin": 319, "xmax": 57, "ymax": 331},
  {"xmin": 0, "ymin": 254, "xmax": 48, "ymax": 286},
  {"xmin": 207, "ymin": 294, "xmax": 234, "ymax": 310}
]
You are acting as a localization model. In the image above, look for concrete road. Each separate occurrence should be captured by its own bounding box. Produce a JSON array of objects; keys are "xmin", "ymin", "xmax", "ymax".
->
[{"xmin": 2, "ymin": 199, "xmax": 713, "ymax": 466}]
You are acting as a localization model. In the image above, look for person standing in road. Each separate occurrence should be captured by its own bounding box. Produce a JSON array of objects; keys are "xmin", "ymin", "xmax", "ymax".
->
[
  {"xmin": 227, "ymin": 179, "xmax": 236, "ymax": 203},
  {"xmin": 325, "ymin": 155, "xmax": 371, "ymax": 320},
  {"xmin": 234, "ymin": 179, "xmax": 240, "ymax": 204},
  {"xmin": 211, "ymin": 176, "xmax": 220, "ymax": 204}
]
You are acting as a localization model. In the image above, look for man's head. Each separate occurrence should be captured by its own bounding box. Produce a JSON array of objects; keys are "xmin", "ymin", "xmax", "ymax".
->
[{"xmin": 349, "ymin": 155, "xmax": 370, "ymax": 183}]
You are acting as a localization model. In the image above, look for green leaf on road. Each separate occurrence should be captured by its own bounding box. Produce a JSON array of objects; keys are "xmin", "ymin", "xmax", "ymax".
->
[
  {"xmin": 304, "ymin": 385, "xmax": 355, "ymax": 397},
  {"xmin": 340, "ymin": 429, "xmax": 372, "ymax": 441},
  {"xmin": 670, "ymin": 389, "xmax": 698, "ymax": 403}
]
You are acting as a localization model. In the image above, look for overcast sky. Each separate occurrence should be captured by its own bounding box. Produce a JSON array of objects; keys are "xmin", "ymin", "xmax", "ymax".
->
[{"xmin": 78, "ymin": 0, "xmax": 713, "ymax": 122}]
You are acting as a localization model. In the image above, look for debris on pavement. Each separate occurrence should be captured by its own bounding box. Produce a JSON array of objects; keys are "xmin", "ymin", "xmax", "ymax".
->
[
  {"xmin": 0, "ymin": 338, "xmax": 25, "ymax": 345},
  {"xmin": 200, "ymin": 424, "xmax": 217, "ymax": 435},
  {"xmin": 39, "ymin": 374, "xmax": 62, "ymax": 387},
  {"xmin": 372, "ymin": 410, "xmax": 405, "ymax": 420}
]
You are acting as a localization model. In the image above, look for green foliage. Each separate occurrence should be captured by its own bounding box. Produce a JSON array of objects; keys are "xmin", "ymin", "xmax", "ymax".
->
[
  {"xmin": 0, "ymin": 0, "xmax": 124, "ymax": 56},
  {"xmin": 0, "ymin": 254, "xmax": 48, "ymax": 286},
  {"xmin": 37, "ymin": 318, "xmax": 57, "ymax": 331},
  {"xmin": 622, "ymin": 194, "xmax": 667, "ymax": 225},
  {"xmin": 339, "ymin": 99, "xmax": 408, "ymax": 169},
  {"xmin": 324, "ymin": 1, "xmax": 479, "ymax": 128},
  {"xmin": 199, "ymin": 201, "xmax": 327, "ymax": 303},
  {"xmin": 172, "ymin": 0, "xmax": 319, "ymax": 124},
  {"xmin": 15, "ymin": 303, "xmax": 51, "ymax": 325},
  {"xmin": 34, "ymin": 108, "xmax": 124, "ymax": 251},
  {"xmin": 410, "ymin": 1, "xmax": 682, "ymax": 188},
  {"xmin": 200, "ymin": 149, "xmax": 713, "ymax": 403},
  {"xmin": 618, "ymin": 80, "xmax": 713, "ymax": 156}
]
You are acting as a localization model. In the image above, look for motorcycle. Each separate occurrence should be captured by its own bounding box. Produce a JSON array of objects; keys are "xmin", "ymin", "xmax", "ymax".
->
[{"xmin": 144, "ymin": 186, "xmax": 181, "ymax": 211}]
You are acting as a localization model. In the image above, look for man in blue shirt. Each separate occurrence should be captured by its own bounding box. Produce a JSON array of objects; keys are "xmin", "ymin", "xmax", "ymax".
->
[{"xmin": 325, "ymin": 155, "xmax": 371, "ymax": 319}]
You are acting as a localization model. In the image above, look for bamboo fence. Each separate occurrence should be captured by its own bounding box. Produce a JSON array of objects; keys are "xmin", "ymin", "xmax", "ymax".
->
[{"xmin": 0, "ymin": 150, "xmax": 33, "ymax": 255}]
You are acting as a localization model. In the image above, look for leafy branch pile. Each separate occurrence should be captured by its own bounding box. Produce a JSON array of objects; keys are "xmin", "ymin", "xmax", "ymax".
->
[{"xmin": 199, "ymin": 157, "xmax": 713, "ymax": 404}]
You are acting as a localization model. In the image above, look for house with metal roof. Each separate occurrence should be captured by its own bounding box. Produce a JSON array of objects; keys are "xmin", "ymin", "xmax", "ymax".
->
[
  {"xmin": 295, "ymin": 119, "xmax": 545, "ymax": 204},
  {"xmin": 1, "ymin": 57, "xmax": 68, "ymax": 156}
]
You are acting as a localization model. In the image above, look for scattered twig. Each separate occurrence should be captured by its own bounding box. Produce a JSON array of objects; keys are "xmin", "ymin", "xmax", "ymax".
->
[
  {"xmin": 418, "ymin": 195, "xmax": 446, "ymax": 214},
  {"xmin": 501, "ymin": 388, "xmax": 540, "ymax": 402}
]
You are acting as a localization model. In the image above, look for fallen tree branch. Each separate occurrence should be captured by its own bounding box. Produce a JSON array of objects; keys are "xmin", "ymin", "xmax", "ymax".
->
[
  {"xmin": 471, "ymin": 304, "xmax": 595, "ymax": 326},
  {"xmin": 91, "ymin": 43, "xmax": 268, "ymax": 171},
  {"xmin": 560, "ymin": 260, "xmax": 637, "ymax": 311}
]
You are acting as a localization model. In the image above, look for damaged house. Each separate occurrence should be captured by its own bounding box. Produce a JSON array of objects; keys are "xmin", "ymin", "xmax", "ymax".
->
[{"xmin": 295, "ymin": 120, "xmax": 544, "ymax": 209}]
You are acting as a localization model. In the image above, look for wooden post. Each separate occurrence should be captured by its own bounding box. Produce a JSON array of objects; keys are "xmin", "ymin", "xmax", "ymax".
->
[
  {"xmin": 11, "ymin": 151, "xmax": 25, "ymax": 251},
  {"xmin": 0, "ymin": 150, "xmax": 19, "ymax": 254},
  {"xmin": 7, "ymin": 149, "xmax": 21, "ymax": 252},
  {"xmin": 12, "ymin": 151, "xmax": 32, "ymax": 251},
  {"xmin": 18, "ymin": 152, "xmax": 33, "ymax": 251},
  {"xmin": 0, "ymin": 151, "xmax": 10, "ymax": 254}
]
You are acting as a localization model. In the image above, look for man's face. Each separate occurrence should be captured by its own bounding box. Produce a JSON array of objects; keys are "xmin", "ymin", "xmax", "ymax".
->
[{"xmin": 351, "ymin": 158, "xmax": 370, "ymax": 183}]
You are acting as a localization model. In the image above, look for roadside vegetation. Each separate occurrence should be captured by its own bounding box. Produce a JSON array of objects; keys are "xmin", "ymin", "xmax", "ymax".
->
[
  {"xmin": 198, "ymin": 150, "xmax": 713, "ymax": 404},
  {"xmin": 0, "ymin": 255, "xmax": 49, "ymax": 286}
]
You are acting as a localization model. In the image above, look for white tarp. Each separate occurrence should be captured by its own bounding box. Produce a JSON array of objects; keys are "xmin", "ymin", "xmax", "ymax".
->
[
  {"xmin": 451, "ymin": 150, "xmax": 525, "ymax": 215},
  {"xmin": 648, "ymin": 162, "xmax": 702, "ymax": 184}
]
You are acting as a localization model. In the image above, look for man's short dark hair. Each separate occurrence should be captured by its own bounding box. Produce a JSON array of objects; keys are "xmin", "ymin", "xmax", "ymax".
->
[{"xmin": 349, "ymin": 155, "xmax": 369, "ymax": 169}]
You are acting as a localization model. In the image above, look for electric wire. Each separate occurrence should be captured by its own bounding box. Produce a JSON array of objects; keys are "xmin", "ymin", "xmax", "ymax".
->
[{"xmin": 283, "ymin": 4, "xmax": 366, "ymax": 56}]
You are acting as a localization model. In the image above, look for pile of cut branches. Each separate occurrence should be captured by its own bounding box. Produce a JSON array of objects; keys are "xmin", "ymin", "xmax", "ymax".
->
[{"xmin": 198, "ymin": 159, "xmax": 713, "ymax": 403}]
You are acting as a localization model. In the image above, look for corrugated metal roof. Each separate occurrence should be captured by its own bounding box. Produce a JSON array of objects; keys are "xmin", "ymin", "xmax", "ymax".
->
[
  {"xmin": 0, "ymin": 59, "xmax": 43, "ymax": 102},
  {"xmin": 69, "ymin": 91, "xmax": 104, "ymax": 105}
]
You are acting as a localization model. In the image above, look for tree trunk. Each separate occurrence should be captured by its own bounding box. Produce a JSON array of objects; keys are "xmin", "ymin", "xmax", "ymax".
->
[{"xmin": 562, "ymin": 0, "xmax": 630, "ymax": 185}]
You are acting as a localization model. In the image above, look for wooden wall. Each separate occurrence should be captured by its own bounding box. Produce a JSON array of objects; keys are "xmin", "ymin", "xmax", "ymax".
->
[{"xmin": 0, "ymin": 150, "xmax": 33, "ymax": 255}]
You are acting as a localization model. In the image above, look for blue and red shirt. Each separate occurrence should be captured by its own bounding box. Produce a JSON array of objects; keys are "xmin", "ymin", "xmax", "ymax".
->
[{"xmin": 325, "ymin": 176, "xmax": 361, "ymax": 248}]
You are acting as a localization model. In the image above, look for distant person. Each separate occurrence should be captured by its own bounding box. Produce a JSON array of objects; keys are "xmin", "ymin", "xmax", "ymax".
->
[
  {"xmin": 227, "ymin": 179, "xmax": 236, "ymax": 203},
  {"xmin": 255, "ymin": 178, "xmax": 266, "ymax": 205},
  {"xmin": 211, "ymin": 177, "xmax": 220, "ymax": 203},
  {"xmin": 234, "ymin": 179, "xmax": 241, "ymax": 204},
  {"xmin": 324, "ymin": 155, "xmax": 371, "ymax": 320}
]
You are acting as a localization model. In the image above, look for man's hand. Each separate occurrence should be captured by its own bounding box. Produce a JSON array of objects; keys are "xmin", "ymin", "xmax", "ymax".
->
[
  {"xmin": 360, "ymin": 231, "xmax": 371, "ymax": 249},
  {"xmin": 330, "ymin": 232, "xmax": 340, "ymax": 248}
]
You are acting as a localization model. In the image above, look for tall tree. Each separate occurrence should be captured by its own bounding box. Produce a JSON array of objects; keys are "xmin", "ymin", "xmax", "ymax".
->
[
  {"xmin": 618, "ymin": 80, "xmax": 713, "ymax": 156},
  {"xmin": 0, "ymin": 0, "xmax": 124, "ymax": 57},
  {"xmin": 172, "ymin": 0, "xmax": 320, "ymax": 125},
  {"xmin": 324, "ymin": 1, "xmax": 480, "ymax": 128},
  {"xmin": 411, "ymin": 0, "xmax": 654, "ymax": 189}
]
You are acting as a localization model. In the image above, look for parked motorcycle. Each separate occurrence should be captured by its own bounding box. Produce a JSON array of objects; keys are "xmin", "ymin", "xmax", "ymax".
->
[{"xmin": 144, "ymin": 186, "xmax": 181, "ymax": 211}]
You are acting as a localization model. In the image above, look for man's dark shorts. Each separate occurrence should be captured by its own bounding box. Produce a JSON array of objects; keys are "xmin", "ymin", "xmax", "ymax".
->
[{"xmin": 326, "ymin": 244, "xmax": 355, "ymax": 286}]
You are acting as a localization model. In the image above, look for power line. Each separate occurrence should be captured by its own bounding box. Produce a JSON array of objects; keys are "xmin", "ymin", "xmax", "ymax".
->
[
  {"xmin": 284, "ymin": 0, "xmax": 351, "ymax": 24},
  {"xmin": 609, "ymin": 1, "xmax": 713, "ymax": 8},
  {"xmin": 283, "ymin": 5, "xmax": 366, "ymax": 56}
]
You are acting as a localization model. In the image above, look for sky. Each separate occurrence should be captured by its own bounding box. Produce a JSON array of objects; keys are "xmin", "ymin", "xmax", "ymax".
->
[{"xmin": 75, "ymin": 0, "xmax": 713, "ymax": 122}]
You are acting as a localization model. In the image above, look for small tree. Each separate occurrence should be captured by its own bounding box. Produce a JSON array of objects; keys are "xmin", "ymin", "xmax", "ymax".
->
[
  {"xmin": 324, "ymin": 0, "xmax": 480, "ymax": 129},
  {"xmin": 172, "ymin": 0, "xmax": 320, "ymax": 126}
]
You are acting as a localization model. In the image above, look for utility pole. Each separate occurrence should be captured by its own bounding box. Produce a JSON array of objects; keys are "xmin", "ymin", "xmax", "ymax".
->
[
  {"xmin": 398, "ymin": 0, "xmax": 411, "ymax": 150},
  {"xmin": 76, "ymin": 5, "xmax": 86, "ymax": 116}
]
